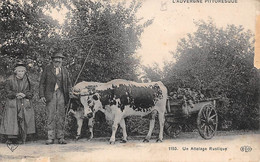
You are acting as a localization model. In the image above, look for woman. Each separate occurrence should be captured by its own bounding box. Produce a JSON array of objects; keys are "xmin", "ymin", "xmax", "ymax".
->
[{"xmin": 0, "ymin": 61, "xmax": 35, "ymax": 144}]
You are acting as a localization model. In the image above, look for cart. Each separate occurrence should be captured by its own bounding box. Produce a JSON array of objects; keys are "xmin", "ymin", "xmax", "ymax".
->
[{"xmin": 164, "ymin": 97, "xmax": 218, "ymax": 139}]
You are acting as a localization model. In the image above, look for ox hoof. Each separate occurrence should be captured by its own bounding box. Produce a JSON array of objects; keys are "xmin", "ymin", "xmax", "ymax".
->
[
  {"xmin": 87, "ymin": 138, "xmax": 93, "ymax": 141},
  {"xmin": 109, "ymin": 141, "xmax": 115, "ymax": 145},
  {"xmin": 143, "ymin": 139, "xmax": 150, "ymax": 143},
  {"xmin": 120, "ymin": 140, "xmax": 127, "ymax": 143},
  {"xmin": 156, "ymin": 139, "xmax": 163, "ymax": 143},
  {"xmin": 75, "ymin": 135, "xmax": 80, "ymax": 140}
]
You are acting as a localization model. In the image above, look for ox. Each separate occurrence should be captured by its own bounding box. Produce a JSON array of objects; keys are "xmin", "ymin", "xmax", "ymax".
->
[
  {"xmin": 72, "ymin": 79, "xmax": 168, "ymax": 144},
  {"xmin": 69, "ymin": 82, "xmax": 102, "ymax": 140},
  {"xmin": 68, "ymin": 98, "xmax": 93, "ymax": 140}
]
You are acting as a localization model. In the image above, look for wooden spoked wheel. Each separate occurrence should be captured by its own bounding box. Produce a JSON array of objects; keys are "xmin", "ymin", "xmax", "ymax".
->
[{"xmin": 197, "ymin": 104, "xmax": 218, "ymax": 139}]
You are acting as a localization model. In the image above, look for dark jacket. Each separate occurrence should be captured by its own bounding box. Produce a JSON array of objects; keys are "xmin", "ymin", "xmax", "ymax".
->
[{"xmin": 39, "ymin": 63, "xmax": 72, "ymax": 104}]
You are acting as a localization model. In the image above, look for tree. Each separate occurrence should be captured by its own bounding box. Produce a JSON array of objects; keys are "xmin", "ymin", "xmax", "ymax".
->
[
  {"xmin": 0, "ymin": 0, "xmax": 67, "ymax": 75},
  {"xmin": 61, "ymin": 0, "xmax": 153, "ymax": 83},
  {"xmin": 142, "ymin": 63, "xmax": 163, "ymax": 82},
  {"xmin": 0, "ymin": 0, "xmax": 154, "ymax": 139},
  {"xmin": 164, "ymin": 19, "xmax": 258, "ymax": 129},
  {"xmin": 0, "ymin": 0, "xmax": 73, "ymax": 140}
]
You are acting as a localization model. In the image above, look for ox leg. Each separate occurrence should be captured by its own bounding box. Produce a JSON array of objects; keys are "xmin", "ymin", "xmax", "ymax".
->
[
  {"xmin": 119, "ymin": 119, "xmax": 127, "ymax": 143},
  {"xmin": 76, "ymin": 118, "xmax": 83, "ymax": 140},
  {"xmin": 110, "ymin": 115, "xmax": 122, "ymax": 144},
  {"xmin": 157, "ymin": 112, "xmax": 165, "ymax": 142},
  {"xmin": 144, "ymin": 110, "xmax": 157, "ymax": 143},
  {"xmin": 88, "ymin": 117, "xmax": 94, "ymax": 141}
]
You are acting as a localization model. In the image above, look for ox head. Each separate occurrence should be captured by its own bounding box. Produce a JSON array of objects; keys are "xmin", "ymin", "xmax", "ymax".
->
[
  {"xmin": 80, "ymin": 93, "xmax": 103, "ymax": 118},
  {"xmin": 71, "ymin": 85, "xmax": 97, "ymax": 119},
  {"xmin": 74, "ymin": 87, "xmax": 104, "ymax": 118}
]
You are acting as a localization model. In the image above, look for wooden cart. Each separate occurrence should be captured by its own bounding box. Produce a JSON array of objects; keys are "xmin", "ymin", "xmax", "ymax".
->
[{"xmin": 164, "ymin": 97, "xmax": 218, "ymax": 139}]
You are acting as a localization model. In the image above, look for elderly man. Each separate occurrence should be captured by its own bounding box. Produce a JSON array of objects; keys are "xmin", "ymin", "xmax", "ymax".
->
[{"xmin": 39, "ymin": 52, "xmax": 72, "ymax": 145}]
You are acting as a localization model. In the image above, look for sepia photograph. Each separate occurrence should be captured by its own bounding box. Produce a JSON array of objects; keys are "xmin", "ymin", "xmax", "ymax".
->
[{"xmin": 0, "ymin": 0, "xmax": 259, "ymax": 161}]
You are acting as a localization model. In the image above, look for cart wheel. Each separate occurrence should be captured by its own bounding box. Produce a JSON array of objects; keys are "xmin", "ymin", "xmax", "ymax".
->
[
  {"xmin": 164, "ymin": 122, "xmax": 182, "ymax": 138},
  {"xmin": 197, "ymin": 104, "xmax": 218, "ymax": 139}
]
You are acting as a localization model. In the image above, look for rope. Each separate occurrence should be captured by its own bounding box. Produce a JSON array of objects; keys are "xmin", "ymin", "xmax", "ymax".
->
[
  {"xmin": 73, "ymin": 42, "xmax": 95, "ymax": 86},
  {"xmin": 63, "ymin": 23, "xmax": 100, "ymax": 135}
]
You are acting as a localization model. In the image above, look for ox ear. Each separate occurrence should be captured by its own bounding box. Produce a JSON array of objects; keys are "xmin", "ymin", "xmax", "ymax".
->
[{"xmin": 93, "ymin": 93, "xmax": 100, "ymax": 100}]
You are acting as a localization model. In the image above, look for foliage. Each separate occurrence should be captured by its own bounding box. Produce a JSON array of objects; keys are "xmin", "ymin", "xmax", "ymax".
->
[
  {"xmin": 161, "ymin": 19, "xmax": 259, "ymax": 130},
  {"xmin": 61, "ymin": 0, "xmax": 153, "ymax": 83},
  {"xmin": 0, "ymin": 0, "xmax": 63, "ymax": 76},
  {"xmin": 141, "ymin": 63, "xmax": 163, "ymax": 82},
  {"xmin": 0, "ymin": 0, "xmax": 60, "ymax": 140},
  {"xmin": 0, "ymin": 0, "xmax": 155, "ymax": 140},
  {"xmin": 59, "ymin": 0, "xmax": 154, "ymax": 137}
]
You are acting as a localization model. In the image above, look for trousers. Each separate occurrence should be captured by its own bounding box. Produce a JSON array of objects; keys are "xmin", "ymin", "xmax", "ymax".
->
[{"xmin": 46, "ymin": 89, "xmax": 65, "ymax": 140}]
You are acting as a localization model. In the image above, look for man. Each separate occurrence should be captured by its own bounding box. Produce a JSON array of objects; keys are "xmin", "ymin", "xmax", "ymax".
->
[{"xmin": 39, "ymin": 52, "xmax": 72, "ymax": 145}]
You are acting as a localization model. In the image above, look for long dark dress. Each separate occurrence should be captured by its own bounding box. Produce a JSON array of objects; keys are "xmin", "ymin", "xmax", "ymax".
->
[{"xmin": 0, "ymin": 74, "xmax": 35, "ymax": 142}]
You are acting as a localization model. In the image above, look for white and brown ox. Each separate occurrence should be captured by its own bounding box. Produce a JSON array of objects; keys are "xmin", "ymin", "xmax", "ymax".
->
[{"xmin": 72, "ymin": 79, "xmax": 168, "ymax": 144}]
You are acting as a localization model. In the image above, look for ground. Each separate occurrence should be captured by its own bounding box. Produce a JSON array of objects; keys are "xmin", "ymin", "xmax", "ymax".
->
[{"xmin": 0, "ymin": 130, "xmax": 259, "ymax": 162}]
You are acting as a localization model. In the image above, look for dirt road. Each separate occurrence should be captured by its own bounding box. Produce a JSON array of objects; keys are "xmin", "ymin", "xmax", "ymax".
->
[{"xmin": 0, "ymin": 131, "xmax": 259, "ymax": 162}]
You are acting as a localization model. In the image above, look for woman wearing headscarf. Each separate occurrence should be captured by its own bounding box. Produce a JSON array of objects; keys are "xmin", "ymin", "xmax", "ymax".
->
[{"xmin": 0, "ymin": 61, "xmax": 35, "ymax": 144}]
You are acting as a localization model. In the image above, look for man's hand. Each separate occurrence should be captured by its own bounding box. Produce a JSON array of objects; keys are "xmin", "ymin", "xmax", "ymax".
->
[{"xmin": 40, "ymin": 97, "xmax": 46, "ymax": 103}]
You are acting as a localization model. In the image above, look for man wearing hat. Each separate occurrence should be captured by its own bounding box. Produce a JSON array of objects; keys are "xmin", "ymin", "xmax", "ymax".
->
[{"xmin": 39, "ymin": 52, "xmax": 72, "ymax": 144}]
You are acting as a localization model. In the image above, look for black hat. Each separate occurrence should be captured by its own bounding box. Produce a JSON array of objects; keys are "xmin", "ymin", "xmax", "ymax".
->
[
  {"xmin": 51, "ymin": 52, "xmax": 65, "ymax": 59},
  {"xmin": 15, "ymin": 60, "xmax": 26, "ymax": 68}
]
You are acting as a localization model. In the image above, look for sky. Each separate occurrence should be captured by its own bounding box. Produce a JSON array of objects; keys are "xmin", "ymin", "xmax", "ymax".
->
[
  {"xmin": 49, "ymin": 0, "xmax": 258, "ymax": 68},
  {"xmin": 136, "ymin": 0, "xmax": 257, "ymax": 68}
]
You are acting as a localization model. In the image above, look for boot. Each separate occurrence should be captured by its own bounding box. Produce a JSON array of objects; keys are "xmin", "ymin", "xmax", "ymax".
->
[
  {"xmin": 58, "ymin": 138, "xmax": 67, "ymax": 144},
  {"xmin": 45, "ymin": 139, "xmax": 54, "ymax": 145}
]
